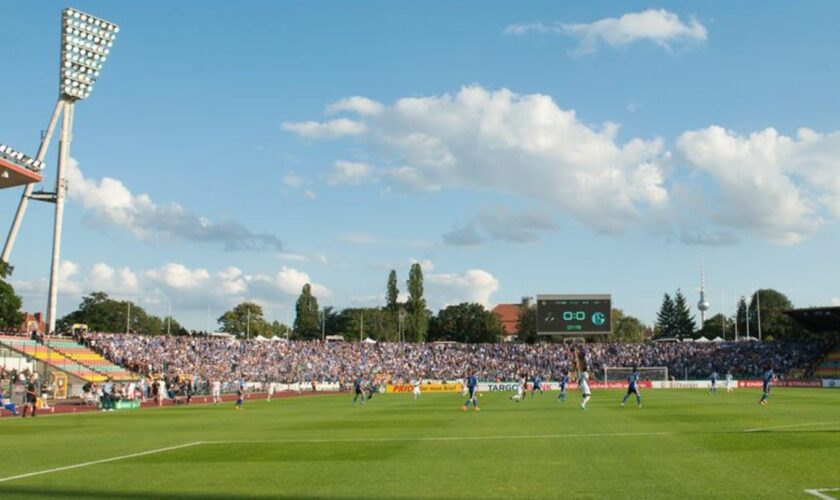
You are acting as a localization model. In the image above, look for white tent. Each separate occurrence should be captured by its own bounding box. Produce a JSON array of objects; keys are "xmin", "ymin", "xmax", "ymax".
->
[
  {"xmin": 694, "ymin": 336, "xmax": 710, "ymax": 343},
  {"xmin": 711, "ymin": 336, "xmax": 725, "ymax": 343},
  {"xmin": 269, "ymin": 336, "xmax": 288, "ymax": 342},
  {"xmin": 254, "ymin": 335, "xmax": 269, "ymax": 342},
  {"xmin": 362, "ymin": 337, "xmax": 377, "ymax": 344}
]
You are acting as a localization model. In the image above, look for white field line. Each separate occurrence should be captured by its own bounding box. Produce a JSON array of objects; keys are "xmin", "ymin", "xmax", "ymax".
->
[
  {"xmin": 0, "ymin": 425, "xmax": 835, "ymax": 484},
  {"xmin": 0, "ymin": 442, "xmax": 204, "ymax": 484},
  {"xmin": 804, "ymin": 488, "xmax": 840, "ymax": 500},
  {"xmin": 744, "ymin": 421, "xmax": 840, "ymax": 433},
  {"xmin": 204, "ymin": 431, "xmax": 676, "ymax": 445}
]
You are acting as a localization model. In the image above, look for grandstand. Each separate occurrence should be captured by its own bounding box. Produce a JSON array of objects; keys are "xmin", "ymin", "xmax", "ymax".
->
[
  {"xmin": 786, "ymin": 306, "xmax": 840, "ymax": 378},
  {"xmin": 0, "ymin": 335, "xmax": 137, "ymax": 396}
]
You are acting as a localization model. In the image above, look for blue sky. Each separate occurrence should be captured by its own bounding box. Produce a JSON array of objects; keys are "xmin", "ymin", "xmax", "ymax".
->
[{"xmin": 2, "ymin": 1, "xmax": 839, "ymax": 331}]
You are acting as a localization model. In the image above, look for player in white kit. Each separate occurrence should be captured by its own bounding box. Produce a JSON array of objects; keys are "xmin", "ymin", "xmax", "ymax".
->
[
  {"xmin": 725, "ymin": 370, "xmax": 734, "ymax": 393},
  {"xmin": 212, "ymin": 380, "xmax": 222, "ymax": 405},
  {"xmin": 511, "ymin": 375, "xmax": 526, "ymax": 402},
  {"xmin": 267, "ymin": 380, "xmax": 276, "ymax": 401},
  {"xmin": 412, "ymin": 379, "xmax": 421, "ymax": 400},
  {"xmin": 578, "ymin": 369, "xmax": 591, "ymax": 410}
]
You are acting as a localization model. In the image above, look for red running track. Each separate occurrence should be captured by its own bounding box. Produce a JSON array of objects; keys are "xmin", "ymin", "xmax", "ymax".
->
[{"xmin": 0, "ymin": 390, "xmax": 333, "ymax": 418}]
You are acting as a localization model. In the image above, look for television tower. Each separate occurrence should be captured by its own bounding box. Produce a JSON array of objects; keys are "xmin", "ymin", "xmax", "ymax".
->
[{"xmin": 697, "ymin": 256, "xmax": 710, "ymax": 324}]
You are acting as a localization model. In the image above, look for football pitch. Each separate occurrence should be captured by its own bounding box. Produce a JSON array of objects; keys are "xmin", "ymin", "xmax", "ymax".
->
[{"xmin": 1, "ymin": 389, "xmax": 838, "ymax": 499}]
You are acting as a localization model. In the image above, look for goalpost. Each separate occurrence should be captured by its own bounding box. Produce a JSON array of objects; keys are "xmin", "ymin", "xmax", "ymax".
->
[{"xmin": 603, "ymin": 367, "xmax": 669, "ymax": 384}]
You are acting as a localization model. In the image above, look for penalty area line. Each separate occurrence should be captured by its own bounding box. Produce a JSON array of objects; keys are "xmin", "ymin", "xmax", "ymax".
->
[
  {"xmin": 804, "ymin": 488, "xmax": 840, "ymax": 500},
  {"xmin": 203, "ymin": 431, "xmax": 676, "ymax": 446},
  {"xmin": 743, "ymin": 421, "xmax": 840, "ymax": 433},
  {"xmin": 0, "ymin": 442, "xmax": 205, "ymax": 484}
]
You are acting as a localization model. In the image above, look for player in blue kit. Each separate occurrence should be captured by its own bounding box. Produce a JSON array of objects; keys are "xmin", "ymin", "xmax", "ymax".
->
[
  {"xmin": 620, "ymin": 367, "xmax": 642, "ymax": 408},
  {"xmin": 709, "ymin": 371, "xmax": 719, "ymax": 395},
  {"xmin": 557, "ymin": 371, "xmax": 569, "ymax": 403},
  {"xmin": 0, "ymin": 389, "xmax": 18, "ymax": 416},
  {"xmin": 352, "ymin": 376, "xmax": 366, "ymax": 405},
  {"xmin": 759, "ymin": 366, "xmax": 775, "ymax": 406},
  {"xmin": 461, "ymin": 374, "xmax": 479, "ymax": 411},
  {"xmin": 531, "ymin": 374, "xmax": 544, "ymax": 398}
]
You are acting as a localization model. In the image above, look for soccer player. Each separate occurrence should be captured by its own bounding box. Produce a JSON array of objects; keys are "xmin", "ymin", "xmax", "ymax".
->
[
  {"xmin": 462, "ymin": 373, "xmax": 479, "ymax": 411},
  {"xmin": 234, "ymin": 383, "xmax": 244, "ymax": 410},
  {"xmin": 725, "ymin": 370, "xmax": 734, "ymax": 393},
  {"xmin": 211, "ymin": 379, "xmax": 222, "ymax": 405},
  {"xmin": 709, "ymin": 371, "xmax": 719, "ymax": 395},
  {"xmin": 759, "ymin": 366, "xmax": 775, "ymax": 406},
  {"xmin": 531, "ymin": 373, "xmax": 544, "ymax": 399},
  {"xmin": 511, "ymin": 375, "xmax": 526, "ymax": 402},
  {"xmin": 366, "ymin": 378, "xmax": 378, "ymax": 402},
  {"xmin": 352, "ymin": 376, "xmax": 366, "ymax": 406},
  {"xmin": 621, "ymin": 367, "xmax": 642, "ymax": 408},
  {"xmin": 0, "ymin": 389, "xmax": 18, "ymax": 416},
  {"xmin": 267, "ymin": 380, "xmax": 276, "ymax": 402},
  {"xmin": 578, "ymin": 368, "xmax": 591, "ymax": 410},
  {"xmin": 557, "ymin": 370, "xmax": 569, "ymax": 403},
  {"xmin": 412, "ymin": 378, "xmax": 421, "ymax": 401}
]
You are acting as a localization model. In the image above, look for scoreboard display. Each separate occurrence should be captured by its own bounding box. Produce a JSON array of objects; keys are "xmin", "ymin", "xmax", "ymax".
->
[{"xmin": 537, "ymin": 294, "xmax": 611, "ymax": 335}]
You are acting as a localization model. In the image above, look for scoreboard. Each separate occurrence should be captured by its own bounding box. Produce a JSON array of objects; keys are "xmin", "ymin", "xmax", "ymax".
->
[{"xmin": 537, "ymin": 294, "xmax": 611, "ymax": 335}]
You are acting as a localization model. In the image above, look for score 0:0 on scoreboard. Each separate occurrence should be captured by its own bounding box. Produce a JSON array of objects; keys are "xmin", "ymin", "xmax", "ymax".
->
[{"xmin": 536, "ymin": 294, "xmax": 612, "ymax": 335}]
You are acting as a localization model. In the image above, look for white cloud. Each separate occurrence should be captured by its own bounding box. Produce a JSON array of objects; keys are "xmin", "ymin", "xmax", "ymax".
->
[
  {"xmin": 251, "ymin": 266, "xmax": 332, "ymax": 300},
  {"xmin": 341, "ymin": 232, "xmax": 379, "ymax": 245},
  {"xmin": 326, "ymin": 96, "xmax": 384, "ymax": 116},
  {"xmin": 66, "ymin": 159, "xmax": 283, "ymax": 251},
  {"xmin": 410, "ymin": 258, "xmax": 435, "ymax": 272},
  {"xmin": 427, "ymin": 269, "xmax": 500, "ymax": 308},
  {"xmin": 677, "ymin": 126, "xmax": 833, "ymax": 244},
  {"xmin": 282, "ymin": 172, "xmax": 306, "ymax": 189},
  {"xmin": 505, "ymin": 9, "xmax": 707, "ymax": 55},
  {"xmin": 281, "ymin": 118, "xmax": 365, "ymax": 139},
  {"xmin": 328, "ymin": 160, "xmax": 373, "ymax": 185},
  {"xmin": 831, "ymin": 297, "xmax": 840, "ymax": 306},
  {"xmin": 14, "ymin": 261, "xmax": 331, "ymax": 326},
  {"xmin": 444, "ymin": 206, "xmax": 556, "ymax": 246},
  {"xmin": 304, "ymin": 189, "xmax": 318, "ymax": 200},
  {"xmin": 285, "ymin": 85, "xmax": 670, "ymax": 234}
]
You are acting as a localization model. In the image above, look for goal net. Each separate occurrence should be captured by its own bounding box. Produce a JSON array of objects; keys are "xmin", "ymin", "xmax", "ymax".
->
[{"xmin": 603, "ymin": 366, "xmax": 668, "ymax": 384}]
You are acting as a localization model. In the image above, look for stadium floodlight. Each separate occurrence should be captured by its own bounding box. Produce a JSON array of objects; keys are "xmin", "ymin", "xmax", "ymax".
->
[
  {"xmin": 2, "ymin": 7, "xmax": 119, "ymax": 335},
  {"xmin": 0, "ymin": 143, "xmax": 46, "ymax": 173},
  {"xmin": 59, "ymin": 8, "xmax": 119, "ymax": 101}
]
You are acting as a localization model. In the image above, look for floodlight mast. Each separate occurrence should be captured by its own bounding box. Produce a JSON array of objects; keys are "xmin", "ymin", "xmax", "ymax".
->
[{"xmin": 1, "ymin": 8, "xmax": 118, "ymax": 335}]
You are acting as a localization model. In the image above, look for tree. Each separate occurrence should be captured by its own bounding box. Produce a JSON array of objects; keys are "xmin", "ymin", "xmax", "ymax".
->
[
  {"xmin": 735, "ymin": 296, "xmax": 748, "ymax": 338},
  {"xmin": 673, "ymin": 289, "xmax": 696, "ymax": 339},
  {"xmin": 428, "ymin": 302, "xmax": 505, "ymax": 343},
  {"xmin": 59, "ymin": 292, "xmax": 185, "ymax": 334},
  {"xmin": 0, "ymin": 276, "xmax": 23, "ymax": 330},
  {"xmin": 654, "ymin": 293, "xmax": 676, "ymax": 338},
  {"xmin": 749, "ymin": 288, "xmax": 805, "ymax": 340},
  {"xmin": 217, "ymin": 302, "xmax": 268, "ymax": 338},
  {"xmin": 293, "ymin": 283, "xmax": 321, "ymax": 339},
  {"xmin": 698, "ymin": 313, "xmax": 733, "ymax": 340},
  {"xmin": 270, "ymin": 320, "xmax": 291, "ymax": 338},
  {"xmin": 517, "ymin": 300, "xmax": 538, "ymax": 344},
  {"xmin": 405, "ymin": 263, "xmax": 428, "ymax": 342},
  {"xmin": 610, "ymin": 309, "xmax": 646, "ymax": 343},
  {"xmin": 386, "ymin": 270, "xmax": 399, "ymax": 311}
]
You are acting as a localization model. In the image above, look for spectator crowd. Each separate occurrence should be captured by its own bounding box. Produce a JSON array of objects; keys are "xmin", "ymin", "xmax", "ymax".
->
[{"xmin": 80, "ymin": 333, "xmax": 826, "ymax": 385}]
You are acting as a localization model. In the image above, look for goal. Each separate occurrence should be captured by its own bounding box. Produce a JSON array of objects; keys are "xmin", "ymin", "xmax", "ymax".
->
[{"xmin": 603, "ymin": 366, "xmax": 668, "ymax": 384}]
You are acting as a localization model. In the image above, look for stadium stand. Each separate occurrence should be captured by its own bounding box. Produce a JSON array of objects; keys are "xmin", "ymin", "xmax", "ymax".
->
[
  {"xmin": 0, "ymin": 335, "xmax": 136, "ymax": 383},
  {"xmin": 83, "ymin": 333, "xmax": 825, "ymax": 385}
]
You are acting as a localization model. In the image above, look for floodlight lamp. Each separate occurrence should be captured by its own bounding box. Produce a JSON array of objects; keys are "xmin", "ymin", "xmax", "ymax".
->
[
  {"xmin": 59, "ymin": 7, "xmax": 118, "ymax": 101},
  {"xmin": 0, "ymin": 143, "xmax": 45, "ymax": 173}
]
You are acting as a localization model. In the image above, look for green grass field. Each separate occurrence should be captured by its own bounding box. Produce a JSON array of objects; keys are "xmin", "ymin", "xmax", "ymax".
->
[{"xmin": 1, "ymin": 388, "xmax": 838, "ymax": 499}]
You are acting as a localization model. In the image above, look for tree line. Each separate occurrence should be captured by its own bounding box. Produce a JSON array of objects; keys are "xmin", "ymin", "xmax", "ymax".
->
[{"xmin": 0, "ymin": 259, "xmax": 819, "ymax": 342}]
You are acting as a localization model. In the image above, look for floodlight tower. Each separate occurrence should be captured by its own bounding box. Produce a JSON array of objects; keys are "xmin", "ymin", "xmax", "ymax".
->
[{"xmin": 2, "ymin": 8, "xmax": 119, "ymax": 334}]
